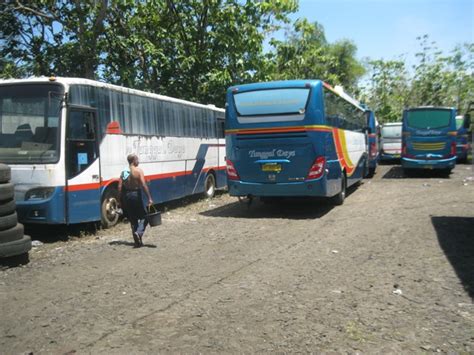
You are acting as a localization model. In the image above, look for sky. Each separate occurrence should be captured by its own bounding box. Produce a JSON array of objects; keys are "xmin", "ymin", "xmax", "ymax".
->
[{"xmin": 283, "ymin": 0, "xmax": 473, "ymax": 65}]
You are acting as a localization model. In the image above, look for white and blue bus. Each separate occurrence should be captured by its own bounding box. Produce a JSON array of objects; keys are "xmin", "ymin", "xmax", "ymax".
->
[
  {"xmin": 225, "ymin": 80, "xmax": 368, "ymax": 205},
  {"xmin": 0, "ymin": 77, "xmax": 226, "ymax": 227}
]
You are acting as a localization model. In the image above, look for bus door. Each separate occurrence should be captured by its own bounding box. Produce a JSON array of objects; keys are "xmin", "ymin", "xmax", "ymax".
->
[{"xmin": 65, "ymin": 106, "xmax": 101, "ymax": 224}]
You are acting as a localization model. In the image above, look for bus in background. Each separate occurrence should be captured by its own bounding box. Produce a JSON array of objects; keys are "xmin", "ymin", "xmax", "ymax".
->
[
  {"xmin": 455, "ymin": 115, "xmax": 470, "ymax": 163},
  {"xmin": 225, "ymin": 80, "xmax": 368, "ymax": 205},
  {"xmin": 366, "ymin": 110, "xmax": 380, "ymax": 176},
  {"xmin": 0, "ymin": 77, "xmax": 225, "ymax": 228},
  {"xmin": 380, "ymin": 122, "xmax": 402, "ymax": 161},
  {"xmin": 401, "ymin": 106, "xmax": 457, "ymax": 174}
]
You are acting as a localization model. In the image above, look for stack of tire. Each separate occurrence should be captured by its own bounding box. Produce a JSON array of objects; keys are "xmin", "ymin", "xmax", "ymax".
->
[{"xmin": 0, "ymin": 164, "xmax": 31, "ymax": 264}]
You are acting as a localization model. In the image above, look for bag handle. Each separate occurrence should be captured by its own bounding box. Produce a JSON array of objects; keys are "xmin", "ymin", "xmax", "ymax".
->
[{"xmin": 147, "ymin": 204, "xmax": 157, "ymax": 213}]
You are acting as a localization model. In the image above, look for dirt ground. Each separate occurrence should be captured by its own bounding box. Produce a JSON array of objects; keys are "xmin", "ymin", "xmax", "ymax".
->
[{"xmin": 1, "ymin": 163, "xmax": 473, "ymax": 354}]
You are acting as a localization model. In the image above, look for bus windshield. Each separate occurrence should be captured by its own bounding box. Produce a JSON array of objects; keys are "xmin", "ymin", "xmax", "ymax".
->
[
  {"xmin": 406, "ymin": 109, "xmax": 451, "ymax": 129},
  {"xmin": 233, "ymin": 88, "xmax": 310, "ymax": 116},
  {"xmin": 381, "ymin": 124, "xmax": 402, "ymax": 138},
  {"xmin": 0, "ymin": 83, "xmax": 63, "ymax": 164}
]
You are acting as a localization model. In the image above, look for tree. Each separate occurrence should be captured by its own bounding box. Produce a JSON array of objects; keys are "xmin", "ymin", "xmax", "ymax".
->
[
  {"xmin": 362, "ymin": 58, "xmax": 410, "ymax": 122},
  {"xmin": 101, "ymin": 0, "xmax": 299, "ymax": 105},
  {"xmin": 269, "ymin": 19, "xmax": 365, "ymax": 92},
  {"xmin": 1, "ymin": 0, "xmax": 109, "ymax": 79}
]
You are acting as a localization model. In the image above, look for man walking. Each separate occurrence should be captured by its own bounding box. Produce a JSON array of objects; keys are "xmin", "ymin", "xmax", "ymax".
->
[{"xmin": 118, "ymin": 154, "xmax": 153, "ymax": 247}]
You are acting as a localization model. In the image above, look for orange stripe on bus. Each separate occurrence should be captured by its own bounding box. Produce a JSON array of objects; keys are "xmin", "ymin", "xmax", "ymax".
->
[
  {"xmin": 66, "ymin": 166, "xmax": 225, "ymax": 192},
  {"xmin": 332, "ymin": 128, "xmax": 355, "ymax": 176}
]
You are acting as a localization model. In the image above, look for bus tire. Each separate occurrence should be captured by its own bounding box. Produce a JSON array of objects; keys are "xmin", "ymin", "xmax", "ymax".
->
[
  {"xmin": 1, "ymin": 252, "xmax": 30, "ymax": 266},
  {"xmin": 203, "ymin": 173, "xmax": 216, "ymax": 199},
  {"xmin": 332, "ymin": 173, "xmax": 346, "ymax": 206},
  {"xmin": 0, "ymin": 199, "xmax": 16, "ymax": 217},
  {"xmin": 443, "ymin": 168, "xmax": 452, "ymax": 177},
  {"xmin": 101, "ymin": 187, "xmax": 120, "ymax": 229},
  {"xmin": 0, "ymin": 183, "xmax": 14, "ymax": 202},
  {"xmin": 0, "ymin": 212, "xmax": 18, "ymax": 232},
  {"xmin": 0, "ymin": 224, "xmax": 24, "ymax": 244},
  {"xmin": 0, "ymin": 164, "xmax": 11, "ymax": 184}
]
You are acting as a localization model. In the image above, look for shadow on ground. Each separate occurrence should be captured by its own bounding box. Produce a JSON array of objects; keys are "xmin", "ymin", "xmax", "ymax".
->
[
  {"xmin": 200, "ymin": 195, "xmax": 340, "ymax": 220},
  {"xmin": 21, "ymin": 192, "xmax": 225, "ymax": 243},
  {"xmin": 432, "ymin": 216, "xmax": 474, "ymax": 300},
  {"xmin": 24, "ymin": 222, "xmax": 102, "ymax": 243},
  {"xmin": 109, "ymin": 240, "xmax": 157, "ymax": 248},
  {"xmin": 382, "ymin": 166, "xmax": 451, "ymax": 179},
  {"xmin": 0, "ymin": 253, "xmax": 29, "ymax": 268}
]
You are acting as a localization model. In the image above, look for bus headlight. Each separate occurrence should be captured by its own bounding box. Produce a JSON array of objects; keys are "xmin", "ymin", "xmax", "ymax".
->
[{"xmin": 25, "ymin": 187, "xmax": 55, "ymax": 201}]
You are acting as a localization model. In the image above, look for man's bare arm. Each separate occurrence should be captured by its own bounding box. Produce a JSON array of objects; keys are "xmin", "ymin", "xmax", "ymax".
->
[{"xmin": 139, "ymin": 169, "xmax": 153, "ymax": 204}]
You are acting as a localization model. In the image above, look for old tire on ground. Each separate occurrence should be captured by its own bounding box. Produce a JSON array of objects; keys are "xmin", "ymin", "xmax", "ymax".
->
[
  {"xmin": 101, "ymin": 187, "xmax": 120, "ymax": 229},
  {"xmin": 0, "ymin": 183, "xmax": 14, "ymax": 202},
  {"xmin": 0, "ymin": 199, "xmax": 16, "ymax": 217},
  {"xmin": 332, "ymin": 173, "xmax": 346, "ymax": 206},
  {"xmin": 0, "ymin": 164, "xmax": 11, "ymax": 184},
  {"xmin": 0, "ymin": 223, "xmax": 24, "ymax": 244},
  {"xmin": 203, "ymin": 173, "xmax": 216, "ymax": 199},
  {"xmin": 0, "ymin": 212, "xmax": 18, "ymax": 231},
  {"xmin": 0, "ymin": 252, "xmax": 30, "ymax": 266},
  {"xmin": 0, "ymin": 234, "xmax": 31, "ymax": 260}
]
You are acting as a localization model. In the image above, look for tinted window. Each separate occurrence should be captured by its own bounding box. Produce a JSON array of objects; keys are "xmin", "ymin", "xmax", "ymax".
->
[
  {"xmin": 69, "ymin": 84, "xmax": 220, "ymax": 138},
  {"xmin": 406, "ymin": 109, "xmax": 451, "ymax": 129},
  {"xmin": 233, "ymin": 88, "xmax": 310, "ymax": 116},
  {"xmin": 324, "ymin": 89, "xmax": 365, "ymax": 131},
  {"xmin": 0, "ymin": 83, "xmax": 63, "ymax": 164}
]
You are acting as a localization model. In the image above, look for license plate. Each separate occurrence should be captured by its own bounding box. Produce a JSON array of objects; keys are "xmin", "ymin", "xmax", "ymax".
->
[
  {"xmin": 262, "ymin": 163, "xmax": 281, "ymax": 172},
  {"xmin": 423, "ymin": 165, "xmax": 433, "ymax": 169}
]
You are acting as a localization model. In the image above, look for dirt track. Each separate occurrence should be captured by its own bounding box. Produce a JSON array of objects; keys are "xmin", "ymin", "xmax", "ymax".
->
[{"xmin": 1, "ymin": 164, "xmax": 473, "ymax": 353}]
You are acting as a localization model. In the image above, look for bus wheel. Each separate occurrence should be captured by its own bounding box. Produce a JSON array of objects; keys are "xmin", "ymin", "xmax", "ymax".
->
[
  {"xmin": 203, "ymin": 173, "xmax": 216, "ymax": 199},
  {"xmin": 101, "ymin": 187, "xmax": 120, "ymax": 229},
  {"xmin": 333, "ymin": 174, "xmax": 346, "ymax": 206}
]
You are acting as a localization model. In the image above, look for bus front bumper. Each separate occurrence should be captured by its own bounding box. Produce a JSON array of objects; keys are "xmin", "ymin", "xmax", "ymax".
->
[
  {"xmin": 228, "ymin": 179, "xmax": 332, "ymax": 198},
  {"xmin": 401, "ymin": 156, "xmax": 456, "ymax": 170},
  {"xmin": 380, "ymin": 152, "xmax": 401, "ymax": 160},
  {"xmin": 15, "ymin": 187, "xmax": 66, "ymax": 224}
]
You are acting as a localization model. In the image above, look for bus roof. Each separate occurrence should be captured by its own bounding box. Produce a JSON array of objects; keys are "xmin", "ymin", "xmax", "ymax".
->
[{"xmin": 0, "ymin": 76, "xmax": 225, "ymax": 113}]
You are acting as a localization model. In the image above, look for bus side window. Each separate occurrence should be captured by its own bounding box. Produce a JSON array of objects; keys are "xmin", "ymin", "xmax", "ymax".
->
[{"xmin": 67, "ymin": 110, "xmax": 97, "ymax": 178}]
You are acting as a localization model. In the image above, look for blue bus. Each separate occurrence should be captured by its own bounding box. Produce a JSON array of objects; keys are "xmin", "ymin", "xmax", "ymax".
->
[
  {"xmin": 366, "ymin": 110, "xmax": 379, "ymax": 176},
  {"xmin": 455, "ymin": 115, "xmax": 470, "ymax": 163},
  {"xmin": 225, "ymin": 80, "xmax": 368, "ymax": 205},
  {"xmin": 401, "ymin": 106, "xmax": 457, "ymax": 173}
]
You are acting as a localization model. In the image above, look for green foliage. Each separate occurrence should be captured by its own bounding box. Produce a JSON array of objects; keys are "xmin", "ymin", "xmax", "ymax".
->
[
  {"xmin": 0, "ymin": 0, "xmax": 108, "ymax": 79},
  {"xmin": 269, "ymin": 19, "xmax": 365, "ymax": 92},
  {"xmin": 0, "ymin": 2, "xmax": 472, "ymax": 114},
  {"xmin": 1, "ymin": 0, "xmax": 298, "ymax": 106},
  {"xmin": 362, "ymin": 59, "xmax": 410, "ymax": 122},
  {"xmin": 363, "ymin": 35, "xmax": 474, "ymax": 123}
]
